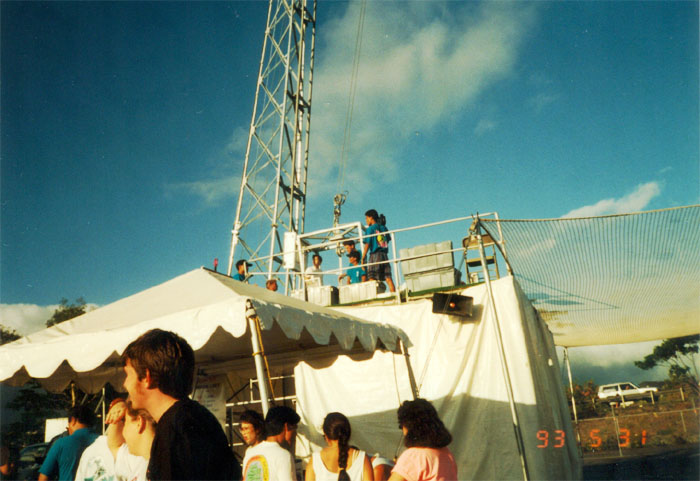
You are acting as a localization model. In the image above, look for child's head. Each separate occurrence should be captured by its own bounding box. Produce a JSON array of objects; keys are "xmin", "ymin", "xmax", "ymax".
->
[
  {"xmin": 342, "ymin": 240, "xmax": 356, "ymax": 253},
  {"xmin": 123, "ymin": 399, "xmax": 156, "ymax": 456},
  {"xmin": 312, "ymin": 254, "xmax": 322, "ymax": 267},
  {"xmin": 349, "ymin": 252, "xmax": 360, "ymax": 265}
]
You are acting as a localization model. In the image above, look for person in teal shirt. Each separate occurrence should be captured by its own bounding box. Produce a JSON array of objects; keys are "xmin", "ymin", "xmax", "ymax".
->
[
  {"xmin": 339, "ymin": 251, "xmax": 367, "ymax": 284},
  {"xmin": 39, "ymin": 405, "xmax": 98, "ymax": 481},
  {"xmin": 361, "ymin": 209, "xmax": 395, "ymax": 292},
  {"xmin": 233, "ymin": 259, "xmax": 251, "ymax": 282}
]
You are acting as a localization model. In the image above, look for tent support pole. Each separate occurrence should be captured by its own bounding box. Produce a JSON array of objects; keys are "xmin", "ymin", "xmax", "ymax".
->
[
  {"xmin": 475, "ymin": 220, "xmax": 530, "ymax": 481},
  {"xmin": 564, "ymin": 348, "xmax": 579, "ymax": 424},
  {"xmin": 246, "ymin": 301, "xmax": 271, "ymax": 415},
  {"xmin": 400, "ymin": 339, "xmax": 419, "ymax": 399}
]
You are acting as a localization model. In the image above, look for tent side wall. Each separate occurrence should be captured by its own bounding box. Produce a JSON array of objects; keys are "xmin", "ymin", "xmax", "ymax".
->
[{"xmin": 294, "ymin": 276, "xmax": 582, "ymax": 480}]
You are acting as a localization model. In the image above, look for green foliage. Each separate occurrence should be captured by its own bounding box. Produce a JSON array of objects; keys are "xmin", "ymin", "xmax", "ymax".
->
[
  {"xmin": 635, "ymin": 335, "xmax": 700, "ymax": 391},
  {"xmin": 564, "ymin": 379, "xmax": 606, "ymax": 418},
  {"xmin": 5, "ymin": 297, "xmax": 94, "ymax": 446},
  {"xmin": 0, "ymin": 324, "xmax": 21, "ymax": 345},
  {"xmin": 46, "ymin": 297, "xmax": 86, "ymax": 327}
]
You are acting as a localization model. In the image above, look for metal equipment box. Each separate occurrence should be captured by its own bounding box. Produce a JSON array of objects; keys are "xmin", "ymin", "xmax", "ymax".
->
[
  {"xmin": 400, "ymin": 241, "xmax": 454, "ymax": 275},
  {"xmin": 307, "ymin": 285, "xmax": 338, "ymax": 306},
  {"xmin": 338, "ymin": 280, "xmax": 383, "ymax": 304},
  {"xmin": 404, "ymin": 267, "xmax": 460, "ymax": 292}
]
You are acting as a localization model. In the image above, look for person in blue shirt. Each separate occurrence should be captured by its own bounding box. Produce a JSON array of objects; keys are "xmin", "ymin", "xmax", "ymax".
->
[
  {"xmin": 39, "ymin": 405, "xmax": 98, "ymax": 481},
  {"xmin": 233, "ymin": 259, "xmax": 251, "ymax": 282},
  {"xmin": 361, "ymin": 209, "xmax": 395, "ymax": 292},
  {"xmin": 339, "ymin": 251, "xmax": 367, "ymax": 284}
]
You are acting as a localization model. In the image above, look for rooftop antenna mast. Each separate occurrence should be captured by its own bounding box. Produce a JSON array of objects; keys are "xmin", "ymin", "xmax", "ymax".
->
[{"xmin": 227, "ymin": 0, "xmax": 317, "ymax": 278}]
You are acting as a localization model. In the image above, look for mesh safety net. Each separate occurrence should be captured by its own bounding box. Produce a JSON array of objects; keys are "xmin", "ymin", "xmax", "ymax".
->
[{"xmin": 480, "ymin": 205, "xmax": 700, "ymax": 347}]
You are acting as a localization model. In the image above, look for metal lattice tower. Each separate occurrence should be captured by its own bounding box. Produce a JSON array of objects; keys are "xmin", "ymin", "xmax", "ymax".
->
[{"xmin": 227, "ymin": 0, "xmax": 316, "ymax": 278}]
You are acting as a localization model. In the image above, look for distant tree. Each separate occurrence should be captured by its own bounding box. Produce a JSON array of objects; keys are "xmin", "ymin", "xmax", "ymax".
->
[
  {"xmin": 1, "ymin": 324, "xmax": 21, "ymax": 345},
  {"xmin": 5, "ymin": 296, "xmax": 101, "ymax": 446},
  {"xmin": 46, "ymin": 297, "xmax": 86, "ymax": 327},
  {"xmin": 635, "ymin": 335, "xmax": 699, "ymax": 392}
]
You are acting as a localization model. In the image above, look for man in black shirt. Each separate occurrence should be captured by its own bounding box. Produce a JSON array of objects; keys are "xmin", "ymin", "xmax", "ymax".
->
[{"xmin": 122, "ymin": 329, "xmax": 241, "ymax": 480}]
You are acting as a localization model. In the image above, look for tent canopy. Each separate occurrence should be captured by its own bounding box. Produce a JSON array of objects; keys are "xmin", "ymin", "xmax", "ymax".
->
[{"xmin": 0, "ymin": 268, "xmax": 409, "ymax": 393}]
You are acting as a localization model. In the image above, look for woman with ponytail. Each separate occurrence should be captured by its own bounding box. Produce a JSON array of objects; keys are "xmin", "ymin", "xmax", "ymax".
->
[{"xmin": 305, "ymin": 412, "xmax": 374, "ymax": 481}]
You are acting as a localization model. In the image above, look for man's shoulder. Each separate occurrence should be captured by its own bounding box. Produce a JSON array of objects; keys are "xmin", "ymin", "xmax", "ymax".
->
[
  {"xmin": 251, "ymin": 441, "xmax": 289, "ymax": 456},
  {"xmin": 161, "ymin": 399, "xmax": 227, "ymax": 439}
]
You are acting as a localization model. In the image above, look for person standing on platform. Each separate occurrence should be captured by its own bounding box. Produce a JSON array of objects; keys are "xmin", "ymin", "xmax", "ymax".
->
[
  {"xmin": 339, "ymin": 251, "xmax": 367, "ymax": 285},
  {"xmin": 233, "ymin": 260, "xmax": 252, "ymax": 282},
  {"xmin": 361, "ymin": 210, "xmax": 395, "ymax": 292},
  {"xmin": 305, "ymin": 254, "xmax": 324, "ymax": 286}
]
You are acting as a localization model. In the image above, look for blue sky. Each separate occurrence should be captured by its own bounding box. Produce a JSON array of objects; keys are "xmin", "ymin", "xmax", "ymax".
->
[{"xmin": 1, "ymin": 1, "xmax": 698, "ymax": 382}]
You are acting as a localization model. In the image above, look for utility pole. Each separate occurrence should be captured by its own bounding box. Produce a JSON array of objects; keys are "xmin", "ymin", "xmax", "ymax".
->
[{"xmin": 228, "ymin": 0, "xmax": 317, "ymax": 280}]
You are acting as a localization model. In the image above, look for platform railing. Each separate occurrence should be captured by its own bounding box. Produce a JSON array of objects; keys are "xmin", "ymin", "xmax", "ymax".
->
[{"xmin": 239, "ymin": 212, "xmax": 508, "ymax": 305}]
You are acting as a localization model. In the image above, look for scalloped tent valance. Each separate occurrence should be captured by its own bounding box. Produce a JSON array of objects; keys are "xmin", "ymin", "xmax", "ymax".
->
[{"xmin": 0, "ymin": 268, "xmax": 410, "ymax": 393}]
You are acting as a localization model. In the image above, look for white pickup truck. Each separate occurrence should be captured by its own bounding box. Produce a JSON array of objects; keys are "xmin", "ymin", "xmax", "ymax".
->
[{"xmin": 597, "ymin": 382, "xmax": 658, "ymax": 403}]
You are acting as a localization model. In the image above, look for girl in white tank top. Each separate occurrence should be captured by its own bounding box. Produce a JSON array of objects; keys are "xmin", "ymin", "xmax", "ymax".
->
[{"xmin": 305, "ymin": 412, "xmax": 373, "ymax": 481}]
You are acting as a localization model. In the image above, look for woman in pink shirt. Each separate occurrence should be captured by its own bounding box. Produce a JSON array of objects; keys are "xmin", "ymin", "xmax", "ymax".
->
[{"xmin": 388, "ymin": 399, "xmax": 457, "ymax": 481}]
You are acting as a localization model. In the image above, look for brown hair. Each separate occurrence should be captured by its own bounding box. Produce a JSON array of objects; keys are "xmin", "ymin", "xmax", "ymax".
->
[{"xmin": 122, "ymin": 329, "xmax": 195, "ymax": 399}]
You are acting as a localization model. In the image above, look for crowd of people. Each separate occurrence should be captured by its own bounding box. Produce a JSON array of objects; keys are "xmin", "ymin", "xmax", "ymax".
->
[
  {"xmin": 234, "ymin": 208, "xmax": 397, "ymax": 295},
  {"xmin": 8, "ymin": 327, "xmax": 456, "ymax": 481}
]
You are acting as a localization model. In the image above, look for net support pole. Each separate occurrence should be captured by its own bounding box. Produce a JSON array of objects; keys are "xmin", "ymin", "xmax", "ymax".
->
[
  {"xmin": 475, "ymin": 220, "xmax": 530, "ymax": 481},
  {"xmin": 400, "ymin": 338, "xmax": 419, "ymax": 400},
  {"xmin": 564, "ymin": 348, "xmax": 579, "ymax": 424},
  {"xmin": 246, "ymin": 301, "xmax": 271, "ymax": 415}
]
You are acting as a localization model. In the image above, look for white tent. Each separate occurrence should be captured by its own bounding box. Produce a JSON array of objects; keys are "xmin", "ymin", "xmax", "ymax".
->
[
  {"xmin": 1, "ymin": 268, "xmax": 580, "ymax": 480},
  {"xmin": 295, "ymin": 276, "xmax": 582, "ymax": 480},
  {"xmin": 0, "ymin": 268, "xmax": 412, "ymax": 403}
]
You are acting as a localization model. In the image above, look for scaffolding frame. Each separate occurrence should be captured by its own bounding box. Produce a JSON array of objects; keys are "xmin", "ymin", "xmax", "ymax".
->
[{"xmin": 227, "ymin": 0, "xmax": 317, "ymax": 282}]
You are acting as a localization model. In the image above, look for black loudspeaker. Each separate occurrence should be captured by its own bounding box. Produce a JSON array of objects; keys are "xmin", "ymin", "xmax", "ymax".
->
[{"xmin": 432, "ymin": 293, "xmax": 473, "ymax": 317}]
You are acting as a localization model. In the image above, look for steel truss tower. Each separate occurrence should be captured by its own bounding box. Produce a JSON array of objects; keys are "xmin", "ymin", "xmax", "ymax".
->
[{"xmin": 227, "ymin": 0, "xmax": 316, "ymax": 278}]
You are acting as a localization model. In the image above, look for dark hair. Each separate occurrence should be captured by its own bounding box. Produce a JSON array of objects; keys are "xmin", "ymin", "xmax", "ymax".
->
[
  {"xmin": 342, "ymin": 240, "xmax": 355, "ymax": 247},
  {"xmin": 68, "ymin": 404, "xmax": 96, "ymax": 427},
  {"xmin": 265, "ymin": 406, "xmax": 300, "ymax": 436},
  {"xmin": 122, "ymin": 329, "xmax": 195, "ymax": 399},
  {"xmin": 312, "ymin": 253, "xmax": 322, "ymax": 261},
  {"xmin": 364, "ymin": 209, "xmax": 378, "ymax": 221},
  {"xmin": 397, "ymin": 399, "xmax": 452, "ymax": 448},
  {"xmin": 323, "ymin": 413, "xmax": 352, "ymax": 481},
  {"xmin": 236, "ymin": 259, "xmax": 250, "ymax": 269},
  {"xmin": 239, "ymin": 409, "xmax": 265, "ymax": 438},
  {"xmin": 348, "ymin": 251, "xmax": 360, "ymax": 261}
]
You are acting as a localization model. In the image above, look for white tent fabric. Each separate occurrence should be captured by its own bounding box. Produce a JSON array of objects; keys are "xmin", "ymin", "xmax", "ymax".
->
[
  {"xmin": 0, "ymin": 268, "xmax": 409, "ymax": 393},
  {"xmin": 294, "ymin": 276, "xmax": 581, "ymax": 480}
]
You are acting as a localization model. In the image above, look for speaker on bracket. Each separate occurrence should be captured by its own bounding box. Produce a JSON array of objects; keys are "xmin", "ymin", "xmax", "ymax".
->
[{"xmin": 432, "ymin": 293, "xmax": 473, "ymax": 318}]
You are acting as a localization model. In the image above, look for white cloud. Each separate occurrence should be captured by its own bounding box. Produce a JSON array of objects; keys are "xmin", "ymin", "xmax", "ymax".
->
[
  {"xmin": 527, "ymin": 92, "xmax": 559, "ymax": 113},
  {"xmin": 308, "ymin": 2, "xmax": 538, "ymax": 196},
  {"xmin": 561, "ymin": 181, "xmax": 661, "ymax": 218},
  {"xmin": 166, "ymin": 175, "xmax": 241, "ymax": 205},
  {"xmin": 1, "ymin": 304, "xmax": 57, "ymax": 335},
  {"xmin": 474, "ymin": 119, "xmax": 497, "ymax": 136},
  {"xmin": 1, "ymin": 303, "xmax": 99, "ymax": 336}
]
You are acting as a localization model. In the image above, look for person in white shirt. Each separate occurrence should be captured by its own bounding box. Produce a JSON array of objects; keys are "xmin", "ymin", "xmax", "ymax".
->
[
  {"xmin": 305, "ymin": 254, "xmax": 324, "ymax": 286},
  {"xmin": 75, "ymin": 399, "xmax": 152, "ymax": 481},
  {"xmin": 242, "ymin": 406, "xmax": 300, "ymax": 481},
  {"xmin": 305, "ymin": 412, "xmax": 373, "ymax": 481}
]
